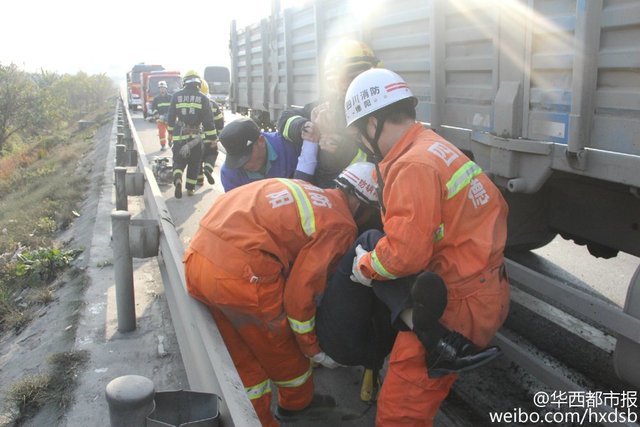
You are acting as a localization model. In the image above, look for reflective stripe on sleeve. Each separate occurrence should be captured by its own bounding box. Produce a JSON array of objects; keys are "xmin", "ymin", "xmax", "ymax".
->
[
  {"xmin": 288, "ymin": 315, "xmax": 315, "ymax": 334},
  {"xmin": 446, "ymin": 161, "xmax": 483, "ymax": 199},
  {"xmin": 282, "ymin": 115, "xmax": 304, "ymax": 140},
  {"xmin": 434, "ymin": 223, "xmax": 445, "ymax": 242},
  {"xmin": 277, "ymin": 179, "xmax": 316, "ymax": 236},
  {"xmin": 349, "ymin": 148, "xmax": 367, "ymax": 165},
  {"xmin": 245, "ymin": 379, "xmax": 272, "ymax": 400},
  {"xmin": 272, "ymin": 365, "xmax": 312, "ymax": 388},
  {"xmin": 371, "ymin": 250, "xmax": 397, "ymax": 279}
]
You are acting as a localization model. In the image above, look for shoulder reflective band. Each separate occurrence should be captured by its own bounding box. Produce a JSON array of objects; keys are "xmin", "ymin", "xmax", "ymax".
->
[
  {"xmin": 371, "ymin": 249, "xmax": 397, "ymax": 279},
  {"xmin": 434, "ymin": 223, "xmax": 445, "ymax": 242},
  {"xmin": 349, "ymin": 148, "xmax": 368, "ymax": 165},
  {"xmin": 273, "ymin": 365, "xmax": 312, "ymax": 388},
  {"xmin": 288, "ymin": 315, "xmax": 315, "ymax": 334},
  {"xmin": 282, "ymin": 115, "xmax": 304, "ymax": 140},
  {"xmin": 245, "ymin": 379, "xmax": 271, "ymax": 400},
  {"xmin": 446, "ymin": 161, "xmax": 483, "ymax": 199},
  {"xmin": 175, "ymin": 102, "xmax": 203, "ymax": 110},
  {"xmin": 277, "ymin": 179, "xmax": 316, "ymax": 236}
]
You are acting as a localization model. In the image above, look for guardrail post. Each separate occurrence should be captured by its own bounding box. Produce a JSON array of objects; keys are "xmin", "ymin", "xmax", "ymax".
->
[
  {"xmin": 116, "ymin": 144, "xmax": 126, "ymax": 167},
  {"xmin": 105, "ymin": 375, "xmax": 155, "ymax": 427},
  {"xmin": 117, "ymin": 133, "xmax": 124, "ymax": 146},
  {"xmin": 111, "ymin": 210, "xmax": 136, "ymax": 332},
  {"xmin": 114, "ymin": 167, "xmax": 128, "ymax": 211}
]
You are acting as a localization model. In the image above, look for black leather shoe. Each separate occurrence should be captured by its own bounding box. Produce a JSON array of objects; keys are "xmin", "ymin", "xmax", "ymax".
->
[
  {"xmin": 274, "ymin": 394, "xmax": 337, "ymax": 422},
  {"xmin": 425, "ymin": 331, "xmax": 501, "ymax": 378}
]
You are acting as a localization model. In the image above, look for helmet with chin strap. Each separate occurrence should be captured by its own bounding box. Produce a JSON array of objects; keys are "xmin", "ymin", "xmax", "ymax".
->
[
  {"xmin": 334, "ymin": 162, "xmax": 379, "ymax": 207},
  {"xmin": 344, "ymin": 68, "xmax": 414, "ymax": 127}
]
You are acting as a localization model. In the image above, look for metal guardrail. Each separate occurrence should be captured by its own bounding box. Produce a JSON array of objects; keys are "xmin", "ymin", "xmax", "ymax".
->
[{"xmin": 119, "ymin": 99, "xmax": 261, "ymax": 426}]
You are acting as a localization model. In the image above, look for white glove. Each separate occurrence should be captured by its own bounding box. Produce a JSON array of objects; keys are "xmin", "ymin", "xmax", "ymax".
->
[
  {"xmin": 311, "ymin": 352, "xmax": 343, "ymax": 369},
  {"xmin": 350, "ymin": 244, "xmax": 372, "ymax": 287}
]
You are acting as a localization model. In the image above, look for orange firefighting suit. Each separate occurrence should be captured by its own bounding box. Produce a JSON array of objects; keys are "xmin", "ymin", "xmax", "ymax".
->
[
  {"xmin": 184, "ymin": 178, "xmax": 356, "ymax": 427},
  {"xmin": 356, "ymin": 123, "xmax": 510, "ymax": 425}
]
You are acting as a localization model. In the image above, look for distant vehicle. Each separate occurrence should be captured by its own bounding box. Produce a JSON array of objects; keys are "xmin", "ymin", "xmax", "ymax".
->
[
  {"xmin": 141, "ymin": 71, "xmax": 182, "ymax": 119},
  {"xmin": 126, "ymin": 63, "xmax": 164, "ymax": 110},
  {"xmin": 203, "ymin": 66, "xmax": 230, "ymax": 107}
]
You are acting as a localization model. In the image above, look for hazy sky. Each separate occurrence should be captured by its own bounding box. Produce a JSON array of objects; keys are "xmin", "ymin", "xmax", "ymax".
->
[{"xmin": 1, "ymin": 0, "xmax": 279, "ymax": 81}]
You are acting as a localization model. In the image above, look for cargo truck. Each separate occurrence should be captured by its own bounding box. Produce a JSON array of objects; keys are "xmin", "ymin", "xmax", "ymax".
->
[
  {"xmin": 204, "ymin": 66, "xmax": 231, "ymax": 108},
  {"xmin": 229, "ymin": 0, "xmax": 640, "ymax": 388}
]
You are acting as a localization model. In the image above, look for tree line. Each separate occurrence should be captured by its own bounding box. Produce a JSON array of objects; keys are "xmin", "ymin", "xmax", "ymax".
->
[{"xmin": 0, "ymin": 63, "xmax": 115, "ymax": 154}]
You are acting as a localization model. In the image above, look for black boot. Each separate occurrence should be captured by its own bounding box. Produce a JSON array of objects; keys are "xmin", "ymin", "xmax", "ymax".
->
[
  {"xmin": 204, "ymin": 169, "xmax": 215, "ymax": 185},
  {"xmin": 274, "ymin": 394, "xmax": 337, "ymax": 423},
  {"xmin": 174, "ymin": 177, "xmax": 182, "ymax": 199},
  {"xmin": 422, "ymin": 330, "xmax": 501, "ymax": 378}
]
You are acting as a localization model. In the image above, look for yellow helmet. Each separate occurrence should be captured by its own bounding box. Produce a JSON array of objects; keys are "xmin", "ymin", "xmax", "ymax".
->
[
  {"xmin": 324, "ymin": 39, "xmax": 381, "ymax": 82},
  {"xmin": 183, "ymin": 69, "xmax": 201, "ymax": 87},
  {"xmin": 200, "ymin": 79, "xmax": 210, "ymax": 95}
]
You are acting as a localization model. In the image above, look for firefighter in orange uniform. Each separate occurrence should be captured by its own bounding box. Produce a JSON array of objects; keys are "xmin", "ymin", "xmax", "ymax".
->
[
  {"xmin": 345, "ymin": 69, "xmax": 511, "ymax": 425},
  {"xmin": 184, "ymin": 163, "xmax": 380, "ymax": 426}
]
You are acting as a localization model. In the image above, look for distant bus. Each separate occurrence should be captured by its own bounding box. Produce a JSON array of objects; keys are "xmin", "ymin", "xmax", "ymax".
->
[
  {"xmin": 203, "ymin": 66, "xmax": 230, "ymax": 107},
  {"xmin": 126, "ymin": 63, "xmax": 164, "ymax": 110}
]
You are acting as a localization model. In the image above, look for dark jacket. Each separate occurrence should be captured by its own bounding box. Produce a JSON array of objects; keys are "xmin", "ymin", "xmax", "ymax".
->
[
  {"xmin": 277, "ymin": 100, "xmax": 368, "ymax": 188},
  {"xmin": 151, "ymin": 93, "xmax": 172, "ymax": 117},
  {"xmin": 167, "ymin": 85, "xmax": 216, "ymax": 142}
]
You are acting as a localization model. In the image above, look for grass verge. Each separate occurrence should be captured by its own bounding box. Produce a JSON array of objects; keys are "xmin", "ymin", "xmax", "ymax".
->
[{"xmin": 0, "ymin": 104, "xmax": 112, "ymax": 334}]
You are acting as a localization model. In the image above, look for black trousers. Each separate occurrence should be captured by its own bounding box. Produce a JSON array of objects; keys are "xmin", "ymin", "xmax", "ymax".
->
[
  {"xmin": 172, "ymin": 139, "xmax": 203, "ymax": 190},
  {"xmin": 316, "ymin": 229, "xmax": 448, "ymax": 369},
  {"xmin": 315, "ymin": 230, "xmax": 408, "ymax": 371}
]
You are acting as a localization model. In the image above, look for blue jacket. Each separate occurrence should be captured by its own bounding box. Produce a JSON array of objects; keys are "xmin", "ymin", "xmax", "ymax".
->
[{"xmin": 221, "ymin": 131, "xmax": 300, "ymax": 192}]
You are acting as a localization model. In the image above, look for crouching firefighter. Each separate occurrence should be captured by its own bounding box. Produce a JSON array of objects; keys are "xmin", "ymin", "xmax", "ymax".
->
[
  {"xmin": 183, "ymin": 164, "xmax": 382, "ymax": 426},
  {"xmin": 167, "ymin": 70, "xmax": 217, "ymax": 198}
]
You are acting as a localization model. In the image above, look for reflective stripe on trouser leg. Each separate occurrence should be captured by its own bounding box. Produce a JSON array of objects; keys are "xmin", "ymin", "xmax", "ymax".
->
[
  {"xmin": 184, "ymin": 140, "xmax": 203, "ymax": 191},
  {"xmin": 184, "ymin": 255, "xmax": 314, "ymax": 419},
  {"xmin": 202, "ymin": 142, "xmax": 218, "ymax": 173},
  {"xmin": 157, "ymin": 122, "xmax": 168, "ymax": 146},
  {"xmin": 208, "ymin": 307, "xmax": 278, "ymax": 427}
]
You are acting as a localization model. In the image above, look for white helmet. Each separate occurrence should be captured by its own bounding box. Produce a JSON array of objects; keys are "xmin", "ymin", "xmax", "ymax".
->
[
  {"xmin": 334, "ymin": 162, "xmax": 379, "ymax": 206},
  {"xmin": 158, "ymin": 80, "xmax": 168, "ymax": 88},
  {"xmin": 344, "ymin": 68, "xmax": 414, "ymax": 127}
]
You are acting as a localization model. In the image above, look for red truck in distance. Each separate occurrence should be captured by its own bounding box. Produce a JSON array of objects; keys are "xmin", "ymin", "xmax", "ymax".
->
[{"xmin": 126, "ymin": 63, "xmax": 164, "ymax": 110}]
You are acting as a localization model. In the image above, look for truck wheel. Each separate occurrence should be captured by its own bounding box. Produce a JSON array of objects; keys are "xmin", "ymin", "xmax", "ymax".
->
[
  {"xmin": 613, "ymin": 263, "xmax": 640, "ymax": 389},
  {"xmin": 504, "ymin": 191, "xmax": 556, "ymax": 253}
]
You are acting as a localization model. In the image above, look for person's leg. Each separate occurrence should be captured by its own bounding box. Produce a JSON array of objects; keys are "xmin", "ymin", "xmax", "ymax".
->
[
  {"xmin": 157, "ymin": 121, "xmax": 167, "ymax": 149},
  {"xmin": 376, "ymin": 332, "xmax": 457, "ymax": 427},
  {"xmin": 184, "ymin": 251, "xmax": 281, "ymax": 426},
  {"xmin": 317, "ymin": 229, "xmax": 397, "ymax": 368},
  {"xmin": 185, "ymin": 141, "xmax": 203, "ymax": 194},
  {"xmin": 209, "ymin": 307, "xmax": 279, "ymax": 427},
  {"xmin": 171, "ymin": 142, "xmax": 185, "ymax": 198},
  {"xmin": 202, "ymin": 141, "xmax": 218, "ymax": 184}
]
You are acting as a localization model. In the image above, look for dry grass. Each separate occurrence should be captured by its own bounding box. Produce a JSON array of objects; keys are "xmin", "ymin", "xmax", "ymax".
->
[
  {"xmin": 6, "ymin": 374, "xmax": 51, "ymax": 421},
  {"xmin": 5, "ymin": 350, "xmax": 90, "ymax": 424}
]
